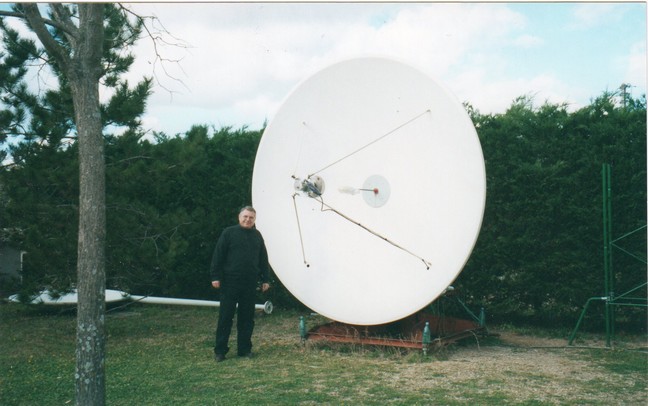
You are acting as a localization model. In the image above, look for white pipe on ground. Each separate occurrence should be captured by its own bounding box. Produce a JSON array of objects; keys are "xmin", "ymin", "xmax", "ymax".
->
[
  {"xmin": 7, "ymin": 289, "xmax": 273, "ymax": 314},
  {"xmin": 129, "ymin": 295, "xmax": 274, "ymax": 314}
]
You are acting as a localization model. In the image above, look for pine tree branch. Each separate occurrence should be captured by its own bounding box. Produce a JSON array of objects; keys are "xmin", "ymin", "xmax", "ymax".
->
[
  {"xmin": 0, "ymin": 8, "xmax": 76, "ymax": 37},
  {"xmin": 18, "ymin": 3, "xmax": 72, "ymax": 74},
  {"xmin": 50, "ymin": 3, "xmax": 79, "ymax": 42}
]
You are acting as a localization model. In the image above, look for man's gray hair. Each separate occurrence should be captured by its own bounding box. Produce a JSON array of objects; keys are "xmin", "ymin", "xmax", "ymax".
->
[{"xmin": 240, "ymin": 205, "xmax": 256, "ymax": 214}]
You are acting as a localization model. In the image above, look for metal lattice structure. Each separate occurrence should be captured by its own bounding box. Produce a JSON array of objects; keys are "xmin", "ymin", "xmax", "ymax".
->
[{"xmin": 568, "ymin": 163, "xmax": 647, "ymax": 347}]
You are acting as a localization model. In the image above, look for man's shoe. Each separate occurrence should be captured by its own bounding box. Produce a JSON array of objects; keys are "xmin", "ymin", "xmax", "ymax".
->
[
  {"xmin": 214, "ymin": 354, "xmax": 226, "ymax": 362},
  {"xmin": 238, "ymin": 352, "xmax": 254, "ymax": 358}
]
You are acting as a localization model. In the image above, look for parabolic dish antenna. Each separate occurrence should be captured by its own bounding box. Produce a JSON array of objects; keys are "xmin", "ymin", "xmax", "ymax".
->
[{"xmin": 252, "ymin": 57, "xmax": 486, "ymax": 325}]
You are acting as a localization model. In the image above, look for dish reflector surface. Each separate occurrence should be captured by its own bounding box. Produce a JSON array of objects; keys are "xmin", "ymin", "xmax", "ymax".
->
[{"xmin": 252, "ymin": 57, "xmax": 485, "ymax": 325}]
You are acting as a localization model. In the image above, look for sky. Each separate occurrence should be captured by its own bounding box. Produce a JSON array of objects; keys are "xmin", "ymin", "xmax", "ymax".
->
[
  {"xmin": 2, "ymin": 2, "xmax": 647, "ymax": 136},
  {"xmin": 118, "ymin": 2, "xmax": 646, "ymax": 136}
]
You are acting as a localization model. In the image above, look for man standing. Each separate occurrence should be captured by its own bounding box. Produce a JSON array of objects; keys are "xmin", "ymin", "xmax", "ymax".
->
[{"xmin": 211, "ymin": 206, "xmax": 271, "ymax": 362}]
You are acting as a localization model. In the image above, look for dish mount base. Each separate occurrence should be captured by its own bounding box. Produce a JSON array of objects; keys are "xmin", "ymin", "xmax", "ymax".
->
[{"xmin": 303, "ymin": 311, "xmax": 487, "ymax": 351}]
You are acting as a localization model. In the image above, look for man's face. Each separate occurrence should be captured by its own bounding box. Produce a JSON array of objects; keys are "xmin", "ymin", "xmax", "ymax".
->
[{"xmin": 238, "ymin": 209, "xmax": 256, "ymax": 229}]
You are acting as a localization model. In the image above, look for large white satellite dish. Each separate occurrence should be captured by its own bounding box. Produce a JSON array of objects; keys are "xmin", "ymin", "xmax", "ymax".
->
[{"xmin": 252, "ymin": 57, "xmax": 485, "ymax": 325}]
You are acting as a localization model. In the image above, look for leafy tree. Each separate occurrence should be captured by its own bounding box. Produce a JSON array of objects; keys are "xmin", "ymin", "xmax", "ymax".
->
[
  {"xmin": 3, "ymin": 121, "xmax": 304, "ymax": 308},
  {"xmin": 459, "ymin": 93, "xmax": 646, "ymax": 327},
  {"xmin": 103, "ymin": 125, "xmax": 266, "ymax": 299}
]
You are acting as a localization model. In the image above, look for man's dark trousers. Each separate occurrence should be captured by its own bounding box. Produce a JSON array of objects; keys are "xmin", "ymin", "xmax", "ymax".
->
[{"xmin": 215, "ymin": 281, "xmax": 256, "ymax": 356}]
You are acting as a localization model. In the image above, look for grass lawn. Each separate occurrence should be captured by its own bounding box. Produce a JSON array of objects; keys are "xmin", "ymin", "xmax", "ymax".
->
[{"xmin": 1, "ymin": 302, "xmax": 646, "ymax": 405}]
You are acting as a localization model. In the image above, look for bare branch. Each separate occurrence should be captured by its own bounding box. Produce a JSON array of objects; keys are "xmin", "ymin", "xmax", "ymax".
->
[
  {"xmin": 106, "ymin": 155, "xmax": 153, "ymax": 167},
  {"xmin": 117, "ymin": 4, "xmax": 191, "ymax": 97},
  {"xmin": 0, "ymin": 10, "xmax": 24, "ymax": 18}
]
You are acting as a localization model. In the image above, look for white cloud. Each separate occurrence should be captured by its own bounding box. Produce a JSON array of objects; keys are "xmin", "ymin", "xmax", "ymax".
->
[
  {"xmin": 118, "ymin": 2, "xmax": 643, "ymax": 135},
  {"xmin": 320, "ymin": 4, "xmax": 527, "ymax": 77},
  {"xmin": 624, "ymin": 41, "xmax": 647, "ymax": 97},
  {"xmin": 511, "ymin": 34, "xmax": 544, "ymax": 48},
  {"xmin": 128, "ymin": 3, "xmax": 531, "ymax": 134},
  {"xmin": 452, "ymin": 68, "xmax": 577, "ymax": 114},
  {"xmin": 1, "ymin": 2, "xmax": 642, "ymax": 140},
  {"xmin": 568, "ymin": 3, "xmax": 624, "ymax": 30}
]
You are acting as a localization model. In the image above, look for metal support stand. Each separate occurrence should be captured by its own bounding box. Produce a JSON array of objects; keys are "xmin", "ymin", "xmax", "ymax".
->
[
  {"xmin": 422, "ymin": 322, "xmax": 431, "ymax": 356},
  {"xmin": 299, "ymin": 316, "xmax": 307, "ymax": 344},
  {"xmin": 301, "ymin": 300, "xmax": 488, "ymax": 354},
  {"xmin": 602, "ymin": 163, "xmax": 615, "ymax": 346}
]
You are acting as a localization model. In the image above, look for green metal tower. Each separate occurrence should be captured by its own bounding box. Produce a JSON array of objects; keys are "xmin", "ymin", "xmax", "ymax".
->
[{"xmin": 568, "ymin": 163, "xmax": 647, "ymax": 347}]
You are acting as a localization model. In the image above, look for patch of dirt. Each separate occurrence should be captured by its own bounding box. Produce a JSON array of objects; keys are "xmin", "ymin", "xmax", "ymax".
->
[
  {"xmin": 493, "ymin": 329, "xmax": 648, "ymax": 350},
  {"xmin": 381, "ymin": 332, "xmax": 648, "ymax": 405},
  {"xmin": 495, "ymin": 330, "xmax": 569, "ymax": 348},
  {"xmin": 387, "ymin": 345, "xmax": 642, "ymax": 404},
  {"xmin": 303, "ymin": 327, "xmax": 647, "ymax": 404}
]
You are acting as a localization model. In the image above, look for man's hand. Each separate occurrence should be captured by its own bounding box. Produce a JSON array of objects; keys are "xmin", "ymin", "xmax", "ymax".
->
[
  {"xmin": 261, "ymin": 283, "xmax": 270, "ymax": 293},
  {"xmin": 211, "ymin": 280, "xmax": 220, "ymax": 289}
]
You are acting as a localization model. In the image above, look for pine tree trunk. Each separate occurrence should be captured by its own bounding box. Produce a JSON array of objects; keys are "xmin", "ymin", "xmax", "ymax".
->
[
  {"xmin": 70, "ymin": 5, "xmax": 106, "ymax": 405},
  {"xmin": 71, "ymin": 74, "xmax": 106, "ymax": 405}
]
